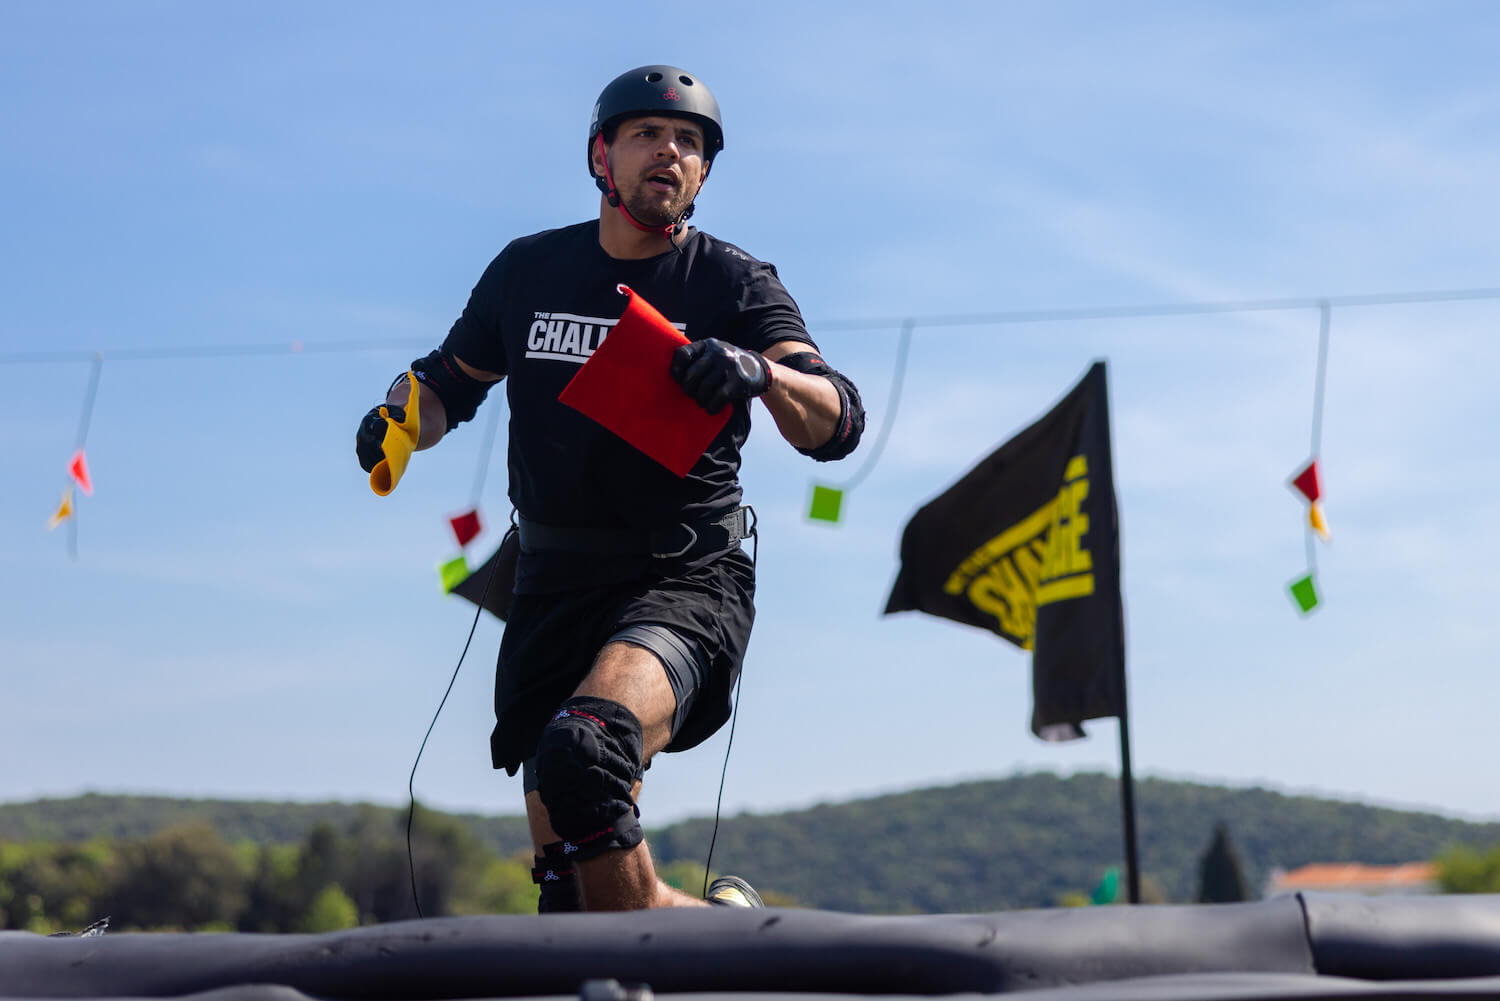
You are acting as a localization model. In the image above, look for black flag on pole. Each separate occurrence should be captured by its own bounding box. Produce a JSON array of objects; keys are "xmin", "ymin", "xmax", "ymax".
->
[
  {"xmin": 451, "ymin": 529, "xmax": 519, "ymax": 621},
  {"xmin": 884, "ymin": 360, "xmax": 1125, "ymax": 740}
]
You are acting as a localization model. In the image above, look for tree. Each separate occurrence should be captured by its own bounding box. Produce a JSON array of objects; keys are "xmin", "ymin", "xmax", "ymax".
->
[
  {"xmin": 0, "ymin": 841, "xmax": 113, "ymax": 933},
  {"xmin": 657, "ymin": 859, "xmax": 710, "ymax": 898},
  {"xmin": 239, "ymin": 843, "xmax": 304, "ymax": 932},
  {"xmin": 451, "ymin": 854, "xmax": 537, "ymax": 915},
  {"xmin": 402, "ymin": 804, "xmax": 492, "ymax": 919},
  {"xmin": 102, "ymin": 823, "xmax": 249, "ymax": 929},
  {"xmin": 299, "ymin": 885, "xmax": 359, "ymax": 932},
  {"xmin": 1197, "ymin": 822, "xmax": 1249, "ymax": 903},
  {"xmin": 1436, "ymin": 844, "xmax": 1500, "ymax": 893}
]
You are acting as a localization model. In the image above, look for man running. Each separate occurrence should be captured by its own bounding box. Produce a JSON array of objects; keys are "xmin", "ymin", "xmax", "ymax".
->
[{"xmin": 356, "ymin": 65, "xmax": 863, "ymax": 912}]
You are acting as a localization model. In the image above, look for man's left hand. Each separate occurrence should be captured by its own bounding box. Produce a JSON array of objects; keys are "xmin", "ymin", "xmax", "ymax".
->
[{"xmin": 670, "ymin": 338, "xmax": 772, "ymax": 414}]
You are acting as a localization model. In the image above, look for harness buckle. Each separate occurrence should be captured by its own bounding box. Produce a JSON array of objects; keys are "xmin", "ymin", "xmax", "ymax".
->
[{"xmin": 650, "ymin": 524, "xmax": 699, "ymax": 560}]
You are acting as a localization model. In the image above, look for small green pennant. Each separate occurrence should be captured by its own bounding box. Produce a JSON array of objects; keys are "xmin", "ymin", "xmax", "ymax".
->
[
  {"xmin": 439, "ymin": 554, "xmax": 469, "ymax": 593},
  {"xmin": 1090, "ymin": 866, "xmax": 1120, "ymax": 905},
  {"xmin": 1288, "ymin": 573, "xmax": 1319, "ymax": 614},
  {"xmin": 808, "ymin": 484, "xmax": 843, "ymax": 523}
]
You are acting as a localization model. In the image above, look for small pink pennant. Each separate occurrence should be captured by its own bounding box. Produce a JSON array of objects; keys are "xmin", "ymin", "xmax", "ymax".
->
[{"xmin": 68, "ymin": 449, "xmax": 94, "ymax": 496}]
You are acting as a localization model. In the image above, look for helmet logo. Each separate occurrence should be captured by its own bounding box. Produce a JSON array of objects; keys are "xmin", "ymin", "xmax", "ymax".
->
[{"xmin": 662, "ymin": 87, "xmax": 680, "ymax": 101}]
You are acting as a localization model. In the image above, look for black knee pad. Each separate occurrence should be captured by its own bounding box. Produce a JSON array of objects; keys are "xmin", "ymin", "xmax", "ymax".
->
[
  {"xmin": 533, "ymin": 848, "xmax": 581, "ymax": 913},
  {"xmin": 534, "ymin": 696, "xmax": 645, "ymax": 861}
]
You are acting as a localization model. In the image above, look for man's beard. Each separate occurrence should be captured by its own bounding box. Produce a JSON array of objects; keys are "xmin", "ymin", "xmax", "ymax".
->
[{"xmin": 621, "ymin": 181, "xmax": 693, "ymax": 228}]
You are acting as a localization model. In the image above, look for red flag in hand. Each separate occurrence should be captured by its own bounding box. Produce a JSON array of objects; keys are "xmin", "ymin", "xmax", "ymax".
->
[{"xmin": 558, "ymin": 284, "xmax": 730, "ymax": 477}]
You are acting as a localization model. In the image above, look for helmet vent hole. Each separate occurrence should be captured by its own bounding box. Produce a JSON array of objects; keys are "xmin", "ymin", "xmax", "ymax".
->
[
  {"xmin": 645, "ymin": 72, "xmax": 663, "ymax": 83},
  {"xmin": 679, "ymin": 76, "xmax": 693, "ymax": 86}
]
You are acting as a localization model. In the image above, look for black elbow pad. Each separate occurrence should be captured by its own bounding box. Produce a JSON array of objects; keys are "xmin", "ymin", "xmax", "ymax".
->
[
  {"xmin": 408, "ymin": 349, "xmax": 493, "ymax": 428},
  {"xmin": 777, "ymin": 351, "xmax": 865, "ymax": 462}
]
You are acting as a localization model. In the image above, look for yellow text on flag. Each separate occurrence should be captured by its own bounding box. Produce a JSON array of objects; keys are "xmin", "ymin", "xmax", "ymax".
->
[{"xmin": 942, "ymin": 455, "xmax": 1095, "ymax": 647}]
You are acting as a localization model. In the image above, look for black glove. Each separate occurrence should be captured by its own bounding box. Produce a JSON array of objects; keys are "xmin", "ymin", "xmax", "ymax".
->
[
  {"xmin": 669, "ymin": 338, "xmax": 772, "ymax": 414},
  {"xmin": 356, "ymin": 404, "xmax": 404, "ymax": 473}
]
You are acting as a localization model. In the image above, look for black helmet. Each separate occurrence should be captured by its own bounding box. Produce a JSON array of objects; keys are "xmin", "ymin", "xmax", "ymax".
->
[{"xmin": 587, "ymin": 65, "xmax": 724, "ymax": 183}]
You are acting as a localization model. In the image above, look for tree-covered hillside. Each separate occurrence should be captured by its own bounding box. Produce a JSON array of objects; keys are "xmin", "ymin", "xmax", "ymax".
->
[
  {"xmin": 0, "ymin": 794, "xmax": 533, "ymax": 859},
  {"xmin": 647, "ymin": 773, "xmax": 1500, "ymax": 912},
  {"xmin": 5, "ymin": 773, "xmax": 1499, "ymax": 918}
]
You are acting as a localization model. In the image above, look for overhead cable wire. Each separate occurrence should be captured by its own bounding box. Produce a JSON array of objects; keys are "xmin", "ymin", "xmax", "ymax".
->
[
  {"xmin": 4, "ymin": 286, "xmax": 1498, "ymax": 366},
  {"xmin": 72, "ymin": 355, "xmax": 104, "ymax": 448},
  {"xmin": 469, "ymin": 395, "xmax": 505, "ymax": 509},
  {"xmin": 832, "ymin": 319, "xmax": 913, "ymax": 493},
  {"xmin": 1305, "ymin": 302, "xmax": 1333, "ymax": 576},
  {"xmin": 0, "ymin": 337, "xmax": 432, "ymax": 366},
  {"xmin": 1310, "ymin": 301, "xmax": 1333, "ymax": 459},
  {"xmin": 810, "ymin": 285, "xmax": 1500, "ymax": 332},
  {"xmin": 65, "ymin": 354, "xmax": 104, "ymax": 560}
]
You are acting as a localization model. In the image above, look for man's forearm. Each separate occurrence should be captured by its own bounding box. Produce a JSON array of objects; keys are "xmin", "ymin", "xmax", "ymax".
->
[
  {"xmin": 760, "ymin": 361, "xmax": 840, "ymax": 450},
  {"xmin": 387, "ymin": 379, "xmax": 449, "ymax": 450}
]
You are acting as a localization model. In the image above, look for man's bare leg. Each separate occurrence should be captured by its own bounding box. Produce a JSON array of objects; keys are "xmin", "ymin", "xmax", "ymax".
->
[
  {"xmin": 524, "ymin": 776, "xmax": 674, "ymax": 909},
  {"xmin": 554, "ymin": 640, "xmax": 705, "ymax": 910}
]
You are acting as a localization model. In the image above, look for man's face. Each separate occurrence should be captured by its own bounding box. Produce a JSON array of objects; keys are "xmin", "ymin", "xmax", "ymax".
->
[{"xmin": 596, "ymin": 115, "xmax": 708, "ymax": 226}]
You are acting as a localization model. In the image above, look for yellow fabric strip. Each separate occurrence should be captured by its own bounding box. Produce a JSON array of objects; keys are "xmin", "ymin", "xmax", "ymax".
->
[{"xmin": 369, "ymin": 372, "xmax": 421, "ymax": 496}]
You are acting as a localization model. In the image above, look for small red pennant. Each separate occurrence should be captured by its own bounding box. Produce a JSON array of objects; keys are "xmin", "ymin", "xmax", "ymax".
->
[
  {"xmin": 68, "ymin": 449, "xmax": 94, "ymax": 496},
  {"xmin": 1289, "ymin": 459, "xmax": 1321, "ymax": 504},
  {"xmin": 449, "ymin": 509, "xmax": 482, "ymax": 548}
]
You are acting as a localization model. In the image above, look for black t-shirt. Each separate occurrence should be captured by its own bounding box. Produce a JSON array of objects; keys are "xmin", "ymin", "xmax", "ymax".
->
[{"xmin": 442, "ymin": 220, "xmax": 818, "ymax": 592}]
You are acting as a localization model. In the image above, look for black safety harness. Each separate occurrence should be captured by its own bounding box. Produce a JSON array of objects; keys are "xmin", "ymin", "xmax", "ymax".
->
[{"xmin": 516, "ymin": 506, "xmax": 754, "ymax": 561}]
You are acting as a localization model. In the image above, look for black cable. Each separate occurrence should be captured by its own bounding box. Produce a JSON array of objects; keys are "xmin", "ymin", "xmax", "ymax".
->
[
  {"xmin": 405, "ymin": 541, "xmax": 503, "ymax": 918},
  {"xmin": 701, "ymin": 522, "xmax": 756, "ymax": 897},
  {"xmin": 409, "ymin": 392, "xmax": 509, "ymax": 916}
]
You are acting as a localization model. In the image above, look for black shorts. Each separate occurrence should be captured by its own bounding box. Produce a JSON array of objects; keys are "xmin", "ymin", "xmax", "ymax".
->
[{"xmin": 489, "ymin": 547, "xmax": 755, "ymax": 776}]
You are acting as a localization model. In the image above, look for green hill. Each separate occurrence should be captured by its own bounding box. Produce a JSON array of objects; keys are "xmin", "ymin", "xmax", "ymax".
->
[
  {"xmin": 0, "ymin": 793, "xmax": 534, "ymax": 860},
  {"xmin": 5, "ymin": 774, "xmax": 1499, "ymax": 913},
  {"xmin": 649, "ymin": 773, "xmax": 1500, "ymax": 911}
]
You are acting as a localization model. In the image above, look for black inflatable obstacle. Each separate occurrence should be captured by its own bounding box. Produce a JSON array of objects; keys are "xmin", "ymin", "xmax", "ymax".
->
[{"xmin": 2, "ymin": 893, "xmax": 1499, "ymax": 1001}]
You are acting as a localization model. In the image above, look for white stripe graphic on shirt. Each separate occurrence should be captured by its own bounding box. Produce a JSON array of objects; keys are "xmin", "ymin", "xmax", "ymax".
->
[
  {"xmin": 527, "ymin": 351, "xmax": 593, "ymax": 365},
  {"xmin": 524, "ymin": 310, "xmax": 687, "ymax": 364}
]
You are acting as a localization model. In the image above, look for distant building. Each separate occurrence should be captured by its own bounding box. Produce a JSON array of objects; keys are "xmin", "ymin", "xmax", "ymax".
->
[{"xmin": 1264, "ymin": 862, "xmax": 1440, "ymax": 898}]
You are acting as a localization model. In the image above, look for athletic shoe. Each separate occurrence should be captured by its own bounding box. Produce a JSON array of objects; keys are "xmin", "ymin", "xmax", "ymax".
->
[{"xmin": 705, "ymin": 875, "xmax": 764, "ymax": 908}]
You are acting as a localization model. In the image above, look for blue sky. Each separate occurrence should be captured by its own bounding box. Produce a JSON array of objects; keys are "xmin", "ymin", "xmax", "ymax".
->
[{"xmin": 4, "ymin": 2, "xmax": 1499, "ymax": 835}]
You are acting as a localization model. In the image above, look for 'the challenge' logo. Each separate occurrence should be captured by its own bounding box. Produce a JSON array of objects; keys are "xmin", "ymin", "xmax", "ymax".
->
[{"xmin": 526, "ymin": 311, "xmax": 686, "ymax": 364}]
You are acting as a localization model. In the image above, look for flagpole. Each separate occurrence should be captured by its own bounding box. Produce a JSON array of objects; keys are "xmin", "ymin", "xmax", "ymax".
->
[
  {"xmin": 1116, "ymin": 567, "xmax": 1140, "ymax": 903},
  {"xmin": 1117, "ymin": 707, "xmax": 1141, "ymax": 904}
]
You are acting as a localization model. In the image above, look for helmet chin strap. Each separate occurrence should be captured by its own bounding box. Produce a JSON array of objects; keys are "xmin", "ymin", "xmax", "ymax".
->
[{"xmin": 595, "ymin": 134, "xmax": 688, "ymax": 240}]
